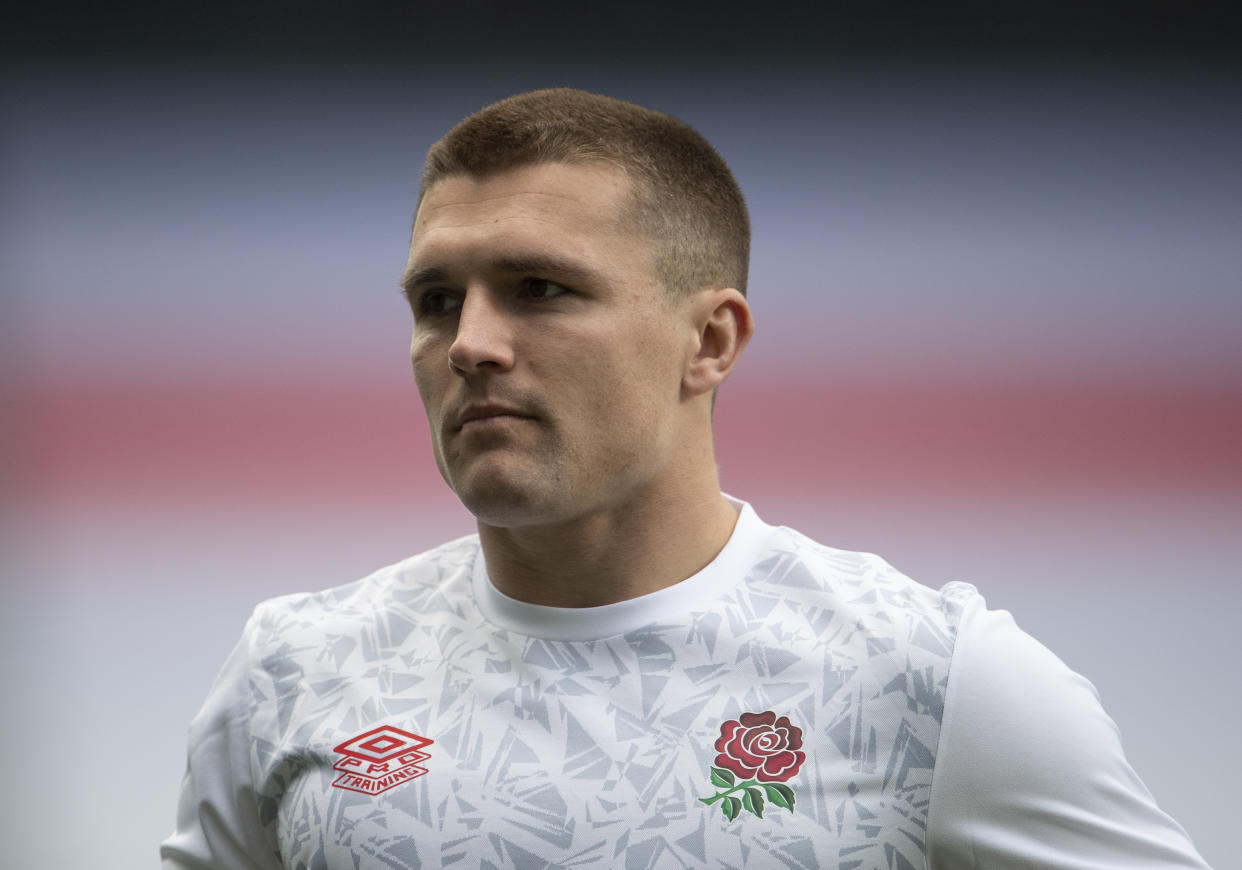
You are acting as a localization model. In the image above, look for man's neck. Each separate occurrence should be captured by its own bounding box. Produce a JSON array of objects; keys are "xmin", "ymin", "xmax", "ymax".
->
[{"xmin": 477, "ymin": 484, "xmax": 740, "ymax": 608}]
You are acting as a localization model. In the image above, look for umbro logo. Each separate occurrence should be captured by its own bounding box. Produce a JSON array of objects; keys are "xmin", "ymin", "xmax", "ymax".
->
[{"xmin": 331, "ymin": 725, "xmax": 434, "ymax": 795}]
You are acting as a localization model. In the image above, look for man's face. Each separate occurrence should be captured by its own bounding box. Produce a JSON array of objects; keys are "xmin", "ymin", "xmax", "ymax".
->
[{"xmin": 404, "ymin": 161, "xmax": 695, "ymax": 528}]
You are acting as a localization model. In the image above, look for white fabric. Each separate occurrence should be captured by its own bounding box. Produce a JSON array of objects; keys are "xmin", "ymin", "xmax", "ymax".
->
[
  {"xmin": 928, "ymin": 599, "xmax": 1207, "ymax": 868},
  {"xmin": 162, "ymin": 497, "xmax": 1209, "ymax": 869}
]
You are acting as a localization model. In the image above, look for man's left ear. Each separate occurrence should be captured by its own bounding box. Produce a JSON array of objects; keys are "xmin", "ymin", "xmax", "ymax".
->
[{"xmin": 682, "ymin": 288, "xmax": 754, "ymax": 399}]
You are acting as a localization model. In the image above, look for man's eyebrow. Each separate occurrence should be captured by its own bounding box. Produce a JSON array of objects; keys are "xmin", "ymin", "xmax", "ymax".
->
[
  {"xmin": 400, "ymin": 254, "xmax": 599, "ymax": 295},
  {"xmin": 400, "ymin": 266, "xmax": 449, "ymax": 295},
  {"xmin": 490, "ymin": 254, "xmax": 597, "ymax": 285}
]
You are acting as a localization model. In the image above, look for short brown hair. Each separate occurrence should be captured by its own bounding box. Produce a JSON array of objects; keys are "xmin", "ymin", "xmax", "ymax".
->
[{"xmin": 419, "ymin": 88, "xmax": 749, "ymax": 299}]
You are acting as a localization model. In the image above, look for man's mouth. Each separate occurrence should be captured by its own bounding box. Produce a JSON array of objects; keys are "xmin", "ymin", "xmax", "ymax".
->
[{"xmin": 455, "ymin": 403, "xmax": 535, "ymax": 431}]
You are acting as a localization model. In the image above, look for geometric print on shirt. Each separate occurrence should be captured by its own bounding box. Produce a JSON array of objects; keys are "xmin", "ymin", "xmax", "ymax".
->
[{"xmin": 237, "ymin": 516, "xmax": 974, "ymax": 869}]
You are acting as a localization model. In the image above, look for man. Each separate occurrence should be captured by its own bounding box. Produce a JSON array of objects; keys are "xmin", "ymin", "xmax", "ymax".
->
[{"xmin": 162, "ymin": 89, "xmax": 1209, "ymax": 869}]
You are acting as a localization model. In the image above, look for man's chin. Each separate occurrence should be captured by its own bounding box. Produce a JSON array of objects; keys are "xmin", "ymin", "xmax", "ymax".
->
[{"xmin": 452, "ymin": 473, "xmax": 560, "ymax": 529}]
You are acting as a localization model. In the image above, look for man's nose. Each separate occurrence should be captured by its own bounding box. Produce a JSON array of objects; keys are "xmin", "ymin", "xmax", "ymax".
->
[{"xmin": 448, "ymin": 290, "xmax": 516, "ymax": 374}]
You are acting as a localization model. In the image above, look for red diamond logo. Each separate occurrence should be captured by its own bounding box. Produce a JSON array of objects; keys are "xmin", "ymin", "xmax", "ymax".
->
[
  {"xmin": 331, "ymin": 725, "xmax": 434, "ymax": 796},
  {"xmin": 334, "ymin": 725, "xmax": 433, "ymax": 763}
]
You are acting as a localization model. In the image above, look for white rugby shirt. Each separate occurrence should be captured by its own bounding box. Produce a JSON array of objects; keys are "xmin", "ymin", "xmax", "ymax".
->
[{"xmin": 163, "ymin": 496, "xmax": 1209, "ymax": 869}]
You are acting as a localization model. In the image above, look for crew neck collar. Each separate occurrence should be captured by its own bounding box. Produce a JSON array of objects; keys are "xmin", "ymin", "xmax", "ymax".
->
[{"xmin": 471, "ymin": 494, "xmax": 773, "ymax": 642}]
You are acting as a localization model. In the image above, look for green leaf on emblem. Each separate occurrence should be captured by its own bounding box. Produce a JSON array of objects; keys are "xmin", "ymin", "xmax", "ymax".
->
[
  {"xmin": 742, "ymin": 787, "xmax": 765, "ymax": 818},
  {"xmin": 722, "ymin": 796, "xmax": 742, "ymax": 821},
  {"xmin": 709, "ymin": 766, "xmax": 735, "ymax": 788},
  {"xmin": 762, "ymin": 783, "xmax": 796, "ymax": 812}
]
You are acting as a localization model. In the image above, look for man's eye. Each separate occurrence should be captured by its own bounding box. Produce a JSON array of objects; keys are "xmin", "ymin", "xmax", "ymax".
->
[
  {"xmin": 417, "ymin": 291, "xmax": 461, "ymax": 316},
  {"xmin": 521, "ymin": 278, "xmax": 571, "ymax": 300}
]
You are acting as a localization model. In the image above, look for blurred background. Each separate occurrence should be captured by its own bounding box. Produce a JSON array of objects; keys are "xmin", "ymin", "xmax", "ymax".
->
[{"xmin": 3, "ymin": 3, "xmax": 1238, "ymax": 867}]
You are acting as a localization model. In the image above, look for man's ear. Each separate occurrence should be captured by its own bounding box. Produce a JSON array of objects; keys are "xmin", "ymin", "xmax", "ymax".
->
[{"xmin": 682, "ymin": 287, "xmax": 754, "ymax": 399}]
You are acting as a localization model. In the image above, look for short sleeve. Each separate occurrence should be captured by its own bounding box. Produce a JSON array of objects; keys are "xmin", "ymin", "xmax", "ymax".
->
[
  {"xmin": 160, "ymin": 614, "xmax": 280, "ymax": 870},
  {"xmin": 926, "ymin": 594, "xmax": 1210, "ymax": 869}
]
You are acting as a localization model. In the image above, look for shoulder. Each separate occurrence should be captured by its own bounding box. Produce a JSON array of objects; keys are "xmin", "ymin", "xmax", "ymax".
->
[
  {"xmin": 243, "ymin": 533, "xmax": 480, "ymax": 650},
  {"xmin": 751, "ymin": 522, "xmax": 977, "ymax": 638},
  {"xmin": 190, "ymin": 534, "xmax": 480, "ymax": 719},
  {"xmin": 934, "ymin": 599, "xmax": 1119, "ymax": 784},
  {"xmin": 191, "ymin": 534, "xmax": 482, "ymax": 766},
  {"xmin": 927, "ymin": 597, "xmax": 1210, "ymax": 868}
]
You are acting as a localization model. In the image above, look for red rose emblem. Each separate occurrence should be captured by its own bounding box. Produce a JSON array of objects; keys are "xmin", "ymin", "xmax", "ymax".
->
[{"xmin": 713, "ymin": 710, "xmax": 805, "ymax": 784}]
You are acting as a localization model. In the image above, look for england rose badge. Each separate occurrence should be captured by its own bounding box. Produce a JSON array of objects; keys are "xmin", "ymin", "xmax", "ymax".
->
[{"xmin": 699, "ymin": 710, "xmax": 805, "ymax": 821}]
